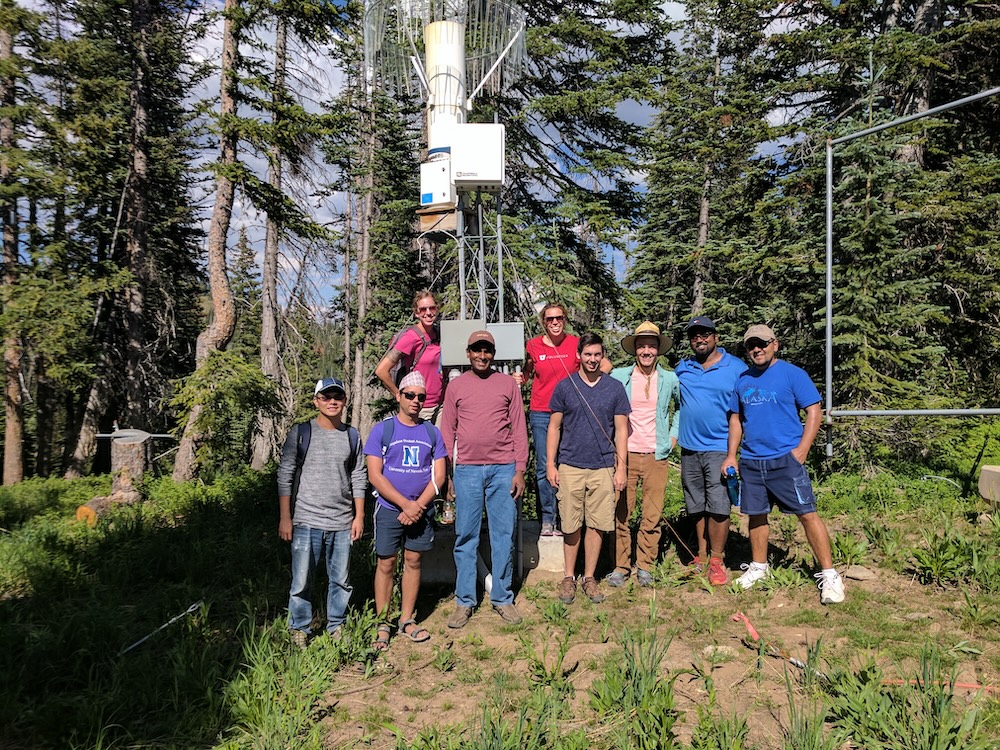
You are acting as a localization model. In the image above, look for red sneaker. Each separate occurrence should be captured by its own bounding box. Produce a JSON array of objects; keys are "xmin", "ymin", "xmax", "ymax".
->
[{"xmin": 707, "ymin": 557, "xmax": 728, "ymax": 586}]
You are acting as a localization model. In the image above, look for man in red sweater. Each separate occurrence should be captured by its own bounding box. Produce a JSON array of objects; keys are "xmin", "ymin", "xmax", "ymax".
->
[{"xmin": 441, "ymin": 330, "xmax": 529, "ymax": 628}]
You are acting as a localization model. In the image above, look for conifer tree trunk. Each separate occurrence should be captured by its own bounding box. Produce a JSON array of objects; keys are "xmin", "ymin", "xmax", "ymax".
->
[
  {"xmin": 349, "ymin": 94, "xmax": 376, "ymax": 437},
  {"xmin": 173, "ymin": 0, "xmax": 239, "ymax": 481},
  {"xmin": 1, "ymin": 12, "xmax": 23, "ymax": 484},
  {"xmin": 251, "ymin": 15, "xmax": 290, "ymax": 470},
  {"xmin": 124, "ymin": 0, "xmax": 151, "ymax": 424},
  {"xmin": 691, "ymin": 54, "xmax": 720, "ymax": 318}
]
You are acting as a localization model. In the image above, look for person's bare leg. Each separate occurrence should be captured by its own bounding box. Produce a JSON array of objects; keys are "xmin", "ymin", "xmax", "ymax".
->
[
  {"xmin": 563, "ymin": 528, "xmax": 581, "ymax": 577},
  {"xmin": 582, "ymin": 527, "xmax": 605, "ymax": 580},
  {"xmin": 707, "ymin": 513, "xmax": 731, "ymax": 559},
  {"xmin": 399, "ymin": 549, "xmax": 422, "ymax": 621},
  {"xmin": 374, "ymin": 555, "xmax": 397, "ymax": 618},
  {"xmin": 798, "ymin": 512, "xmax": 834, "ymax": 569},
  {"xmin": 695, "ymin": 514, "xmax": 708, "ymax": 560},
  {"xmin": 748, "ymin": 514, "xmax": 769, "ymax": 564}
]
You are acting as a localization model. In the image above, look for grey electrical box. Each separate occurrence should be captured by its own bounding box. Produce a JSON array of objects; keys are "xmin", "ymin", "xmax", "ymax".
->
[{"xmin": 440, "ymin": 320, "xmax": 525, "ymax": 366}]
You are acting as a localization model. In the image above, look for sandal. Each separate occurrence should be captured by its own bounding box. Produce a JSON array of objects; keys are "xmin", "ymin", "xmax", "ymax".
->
[
  {"xmin": 372, "ymin": 623, "xmax": 391, "ymax": 651},
  {"xmin": 398, "ymin": 617, "xmax": 430, "ymax": 642}
]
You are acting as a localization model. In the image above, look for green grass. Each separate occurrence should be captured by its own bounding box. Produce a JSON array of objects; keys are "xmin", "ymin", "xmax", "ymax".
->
[{"xmin": 3, "ymin": 467, "xmax": 999, "ymax": 749}]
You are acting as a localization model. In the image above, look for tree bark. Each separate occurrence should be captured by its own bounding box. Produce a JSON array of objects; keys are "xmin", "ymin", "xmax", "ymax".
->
[
  {"xmin": 690, "ymin": 53, "xmax": 720, "ymax": 318},
  {"xmin": 172, "ymin": 0, "xmax": 240, "ymax": 481},
  {"xmin": 1, "ymin": 12, "xmax": 23, "ymax": 484},
  {"xmin": 123, "ymin": 0, "xmax": 151, "ymax": 425},
  {"xmin": 251, "ymin": 15, "xmax": 290, "ymax": 470},
  {"xmin": 349, "ymin": 88, "xmax": 376, "ymax": 436}
]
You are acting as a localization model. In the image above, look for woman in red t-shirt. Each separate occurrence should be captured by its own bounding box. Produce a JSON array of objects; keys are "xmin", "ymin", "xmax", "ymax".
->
[{"xmin": 514, "ymin": 303, "xmax": 579, "ymax": 535}]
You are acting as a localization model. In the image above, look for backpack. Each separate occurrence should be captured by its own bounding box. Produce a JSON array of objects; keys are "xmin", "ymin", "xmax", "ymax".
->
[
  {"xmin": 289, "ymin": 421, "xmax": 360, "ymax": 516},
  {"xmin": 379, "ymin": 324, "xmax": 437, "ymax": 387}
]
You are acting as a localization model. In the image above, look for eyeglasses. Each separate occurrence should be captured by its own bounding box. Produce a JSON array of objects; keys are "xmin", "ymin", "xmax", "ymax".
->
[
  {"xmin": 544, "ymin": 315, "xmax": 565, "ymax": 323},
  {"xmin": 401, "ymin": 391, "xmax": 427, "ymax": 402},
  {"xmin": 316, "ymin": 392, "xmax": 345, "ymax": 402},
  {"xmin": 745, "ymin": 339, "xmax": 774, "ymax": 351},
  {"xmin": 416, "ymin": 305, "xmax": 438, "ymax": 313},
  {"xmin": 688, "ymin": 331, "xmax": 715, "ymax": 341}
]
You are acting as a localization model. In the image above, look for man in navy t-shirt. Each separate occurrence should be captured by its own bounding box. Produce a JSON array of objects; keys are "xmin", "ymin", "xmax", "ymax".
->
[
  {"xmin": 547, "ymin": 332, "xmax": 631, "ymax": 606},
  {"xmin": 722, "ymin": 325, "xmax": 845, "ymax": 604}
]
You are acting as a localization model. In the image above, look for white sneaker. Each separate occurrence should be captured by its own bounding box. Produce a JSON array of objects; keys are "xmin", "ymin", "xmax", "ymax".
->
[
  {"xmin": 816, "ymin": 570, "xmax": 845, "ymax": 604},
  {"xmin": 737, "ymin": 562, "xmax": 769, "ymax": 590}
]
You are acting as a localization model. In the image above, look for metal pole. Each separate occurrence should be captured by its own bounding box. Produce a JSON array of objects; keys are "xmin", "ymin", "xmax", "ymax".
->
[
  {"xmin": 457, "ymin": 197, "xmax": 467, "ymax": 320},
  {"xmin": 823, "ymin": 85, "xmax": 1000, "ymax": 428},
  {"xmin": 825, "ymin": 138, "xmax": 834, "ymax": 457},
  {"xmin": 831, "ymin": 408, "xmax": 1000, "ymax": 417},
  {"xmin": 477, "ymin": 198, "xmax": 487, "ymax": 320},
  {"xmin": 497, "ymin": 204, "xmax": 504, "ymax": 323},
  {"xmin": 831, "ymin": 86, "xmax": 1000, "ymax": 146}
]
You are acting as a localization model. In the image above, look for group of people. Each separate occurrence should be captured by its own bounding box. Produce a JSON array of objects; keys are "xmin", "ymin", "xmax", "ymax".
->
[{"xmin": 276, "ymin": 291, "xmax": 845, "ymax": 650}]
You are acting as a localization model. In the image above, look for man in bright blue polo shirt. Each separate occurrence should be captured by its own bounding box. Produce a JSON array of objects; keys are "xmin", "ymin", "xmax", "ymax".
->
[
  {"xmin": 722, "ymin": 324, "xmax": 845, "ymax": 604},
  {"xmin": 675, "ymin": 316, "xmax": 742, "ymax": 586}
]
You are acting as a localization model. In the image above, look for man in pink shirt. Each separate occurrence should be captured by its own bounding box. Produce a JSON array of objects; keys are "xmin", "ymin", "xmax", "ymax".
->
[
  {"xmin": 608, "ymin": 322, "xmax": 680, "ymax": 588},
  {"xmin": 441, "ymin": 330, "xmax": 529, "ymax": 628}
]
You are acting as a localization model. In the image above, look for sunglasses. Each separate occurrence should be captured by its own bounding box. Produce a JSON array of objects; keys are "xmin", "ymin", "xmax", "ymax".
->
[
  {"xmin": 544, "ymin": 315, "xmax": 565, "ymax": 323},
  {"xmin": 417, "ymin": 305, "xmax": 438, "ymax": 313},
  {"xmin": 688, "ymin": 330, "xmax": 715, "ymax": 341},
  {"xmin": 745, "ymin": 338, "xmax": 774, "ymax": 351},
  {"xmin": 316, "ymin": 391, "xmax": 345, "ymax": 402},
  {"xmin": 401, "ymin": 391, "xmax": 428, "ymax": 402}
]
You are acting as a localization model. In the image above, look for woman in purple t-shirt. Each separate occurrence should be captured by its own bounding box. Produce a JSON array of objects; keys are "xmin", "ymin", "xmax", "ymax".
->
[{"xmin": 374, "ymin": 290, "xmax": 444, "ymax": 421}]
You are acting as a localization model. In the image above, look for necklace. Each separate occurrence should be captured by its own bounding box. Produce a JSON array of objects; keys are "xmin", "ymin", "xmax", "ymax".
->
[{"xmin": 635, "ymin": 366, "xmax": 654, "ymax": 399}]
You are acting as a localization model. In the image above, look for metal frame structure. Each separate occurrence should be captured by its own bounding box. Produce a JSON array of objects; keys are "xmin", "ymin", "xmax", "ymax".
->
[{"xmin": 823, "ymin": 86, "xmax": 1000, "ymax": 453}]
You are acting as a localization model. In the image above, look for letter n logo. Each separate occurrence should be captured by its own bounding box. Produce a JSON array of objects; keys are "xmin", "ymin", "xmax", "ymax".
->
[{"xmin": 402, "ymin": 446, "xmax": 420, "ymax": 466}]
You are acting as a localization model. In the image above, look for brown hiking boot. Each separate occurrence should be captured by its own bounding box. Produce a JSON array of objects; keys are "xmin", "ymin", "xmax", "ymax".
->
[
  {"xmin": 447, "ymin": 605, "xmax": 473, "ymax": 629},
  {"xmin": 557, "ymin": 576, "xmax": 577, "ymax": 604},
  {"xmin": 581, "ymin": 576, "xmax": 606, "ymax": 604},
  {"xmin": 493, "ymin": 603, "xmax": 523, "ymax": 624}
]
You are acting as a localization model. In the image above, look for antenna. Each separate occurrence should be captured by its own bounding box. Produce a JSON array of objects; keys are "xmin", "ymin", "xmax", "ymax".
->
[{"xmin": 363, "ymin": 0, "xmax": 526, "ymax": 324}]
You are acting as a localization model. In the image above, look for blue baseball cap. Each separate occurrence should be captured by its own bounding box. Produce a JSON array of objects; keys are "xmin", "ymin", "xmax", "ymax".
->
[{"xmin": 314, "ymin": 377, "xmax": 347, "ymax": 397}]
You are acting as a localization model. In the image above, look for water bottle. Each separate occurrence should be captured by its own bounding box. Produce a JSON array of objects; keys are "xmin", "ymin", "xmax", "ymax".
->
[
  {"xmin": 441, "ymin": 498, "xmax": 456, "ymax": 524},
  {"xmin": 725, "ymin": 466, "xmax": 741, "ymax": 507}
]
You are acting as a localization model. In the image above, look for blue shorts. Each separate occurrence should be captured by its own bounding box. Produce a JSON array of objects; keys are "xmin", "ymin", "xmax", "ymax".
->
[
  {"xmin": 373, "ymin": 502, "xmax": 436, "ymax": 557},
  {"xmin": 739, "ymin": 452, "xmax": 817, "ymax": 516}
]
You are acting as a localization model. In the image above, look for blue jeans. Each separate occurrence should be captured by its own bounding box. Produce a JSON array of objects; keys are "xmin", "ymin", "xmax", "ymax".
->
[
  {"xmin": 288, "ymin": 525, "xmax": 353, "ymax": 633},
  {"xmin": 453, "ymin": 463, "xmax": 517, "ymax": 607},
  {"xmin": 530, "ymin": 411, "xmax": 557, "ymax": 525}
]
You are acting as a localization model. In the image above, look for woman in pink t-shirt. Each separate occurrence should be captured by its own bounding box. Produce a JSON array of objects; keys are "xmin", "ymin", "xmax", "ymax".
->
[
  {"xmin": 375, "ymin": 290, "xmax": 444, "ymax": 421},
  {"xmin": 513, "ymin": 303, "xmax": 579, "ymax": 535}
]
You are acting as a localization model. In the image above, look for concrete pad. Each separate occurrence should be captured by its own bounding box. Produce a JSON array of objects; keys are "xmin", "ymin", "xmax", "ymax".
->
[
  {"xmin": 421, "ymin": 519, "xmax": 566, "ymax": 585},
  {"xmin": 979, "ymin": 465, "xmax": 1000, "ymax": 507}
]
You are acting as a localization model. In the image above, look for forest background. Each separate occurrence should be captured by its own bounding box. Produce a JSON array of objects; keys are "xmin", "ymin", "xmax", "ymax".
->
[{"xmin": 0, "ymin": 0, "xmax": 998, "ymax": 486}]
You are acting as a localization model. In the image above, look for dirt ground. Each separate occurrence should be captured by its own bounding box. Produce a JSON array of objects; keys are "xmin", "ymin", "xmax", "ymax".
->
[{"xmin": 317, "ymin": 554, "xmax": 1000, "ymax": 749}]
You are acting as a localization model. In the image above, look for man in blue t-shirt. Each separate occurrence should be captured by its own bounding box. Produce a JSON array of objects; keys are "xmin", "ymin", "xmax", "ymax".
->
[
  {"xmin": 674, "ymin": 315, "xmax": 742, "ymax": 586},
  {"xmin": 722, "ymin": 325, "xmax": 845, "ymax": 604},
  {"xmin": 547, "ymin": 332, "xmax": 631, "ymax": 606},
  {"xmin": 365, "ymin": 371, "xmax": 447, "ymax": 650}
]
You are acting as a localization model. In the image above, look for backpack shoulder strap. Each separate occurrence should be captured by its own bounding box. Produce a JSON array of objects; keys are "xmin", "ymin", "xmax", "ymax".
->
[
  {"xmin": 423, "ymin": 421, "xmax": 436, "ymax": 447},
  {"xmin": 296, "ymin": 420, "xmax": 312, "ymax": 467},
  {"xmin": 380, "ymin": 417, "xmax": 395, "ymax": 457},
  {"xmin": 346, "ymin": 426, "xmax": 360, "ymax": 471}
]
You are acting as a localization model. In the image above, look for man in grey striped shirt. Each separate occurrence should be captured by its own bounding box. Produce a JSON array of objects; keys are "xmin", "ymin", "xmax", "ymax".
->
[{"xmin": 277, "ymin": 377, "xmax": 366, "ymax": 647}]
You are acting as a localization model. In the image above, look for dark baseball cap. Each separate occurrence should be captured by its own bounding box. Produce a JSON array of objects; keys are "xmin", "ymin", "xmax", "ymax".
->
[{"xmin": 684, "ymin": 315, "xmax": 717, "ymax": 331}]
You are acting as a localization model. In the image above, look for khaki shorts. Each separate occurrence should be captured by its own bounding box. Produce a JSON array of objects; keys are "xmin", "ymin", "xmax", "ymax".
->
[{"xmin": 557, "ymin": 464, "xmax": 615, "ymax": 534}]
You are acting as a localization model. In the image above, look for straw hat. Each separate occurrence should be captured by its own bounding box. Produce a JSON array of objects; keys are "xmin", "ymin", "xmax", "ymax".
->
[{"xmin": 621, "ymin": 321, "xmax": 672, "ymax": 356}]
